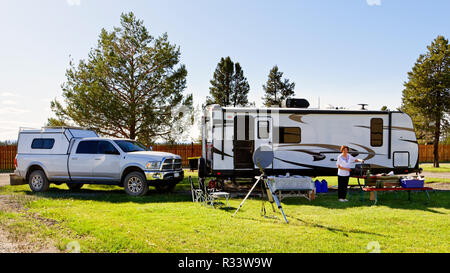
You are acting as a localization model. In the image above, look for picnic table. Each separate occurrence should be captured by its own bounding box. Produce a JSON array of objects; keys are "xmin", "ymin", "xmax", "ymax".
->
[{"xmin": 351, "ymin": 175, "xmax": 433, "ymax": 205}]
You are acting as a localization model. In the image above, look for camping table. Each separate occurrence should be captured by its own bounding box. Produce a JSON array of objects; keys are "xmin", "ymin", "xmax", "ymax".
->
[
  {"xmin": 362, "ymin": 187, "xmax": 433, "ymax": 205},
  {"xmin": 351, "ymin": 176, "xmax": 433, "ymax": 204}
]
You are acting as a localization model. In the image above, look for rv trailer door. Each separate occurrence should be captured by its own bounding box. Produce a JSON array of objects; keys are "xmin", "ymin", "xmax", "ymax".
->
[
  {"xmin": 254, "ymin": 117, "xmax": 273, "ymax": 169},
  {"xmin": 233, "ymin": 115, "xmax": 255, "ymax": 169}
]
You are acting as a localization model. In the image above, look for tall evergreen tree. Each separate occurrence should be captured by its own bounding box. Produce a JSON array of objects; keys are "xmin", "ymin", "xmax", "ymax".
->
[
  {"xmin": 206, "ymin": 57, "xmax": 250, "ymax": 107},
  {"xmin": 401, "ymin": 35, "xmax": 450, "ymax": 167},
  {"xmin": 262, "ymin": 65, "xmax": 296, "ymax": 107},
  {"xmin": 50, "ymin": 12, "xmax": 192, "ymax": 145}
]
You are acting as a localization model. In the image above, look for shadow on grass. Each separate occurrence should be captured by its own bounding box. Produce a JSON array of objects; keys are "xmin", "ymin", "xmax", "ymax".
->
[
  {"xmin": 22, "ymin": 187, "xmax": 193, "ymax": 204},
  {"xmin": 232, "ymin": 214, "xmax": 385, "ymax": 237},
  {"xmin": 281, "ymin": 189, "xmax": 450, "ymax": 214}
]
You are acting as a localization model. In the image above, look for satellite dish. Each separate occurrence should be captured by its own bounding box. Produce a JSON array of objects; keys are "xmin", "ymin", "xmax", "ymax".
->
[{"xmin": 253, "ymin": 145, "xmax": 274, "ymax": 169}]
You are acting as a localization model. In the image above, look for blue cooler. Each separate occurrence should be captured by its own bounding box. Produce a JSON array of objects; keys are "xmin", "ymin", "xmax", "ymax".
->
[
  {"xmin": 321, "ymin": 179, "xmax": 328, "ymax": 193},
  {"xmin": 400, "ymin": 178, "xmax": 424, "ymax": 188},
  {"xmin": 315, "ymin": 180, "xmax": 322, "ymax": 193}
]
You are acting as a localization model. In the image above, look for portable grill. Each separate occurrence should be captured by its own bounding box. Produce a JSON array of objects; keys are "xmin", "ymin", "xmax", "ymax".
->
[
  {"xmin": 353, "ymin": 164, "xmax": 372, "ymax": 190},
  {"xmin": 354, "ymin": 164, "xmax": 372, "ymax": 176}
]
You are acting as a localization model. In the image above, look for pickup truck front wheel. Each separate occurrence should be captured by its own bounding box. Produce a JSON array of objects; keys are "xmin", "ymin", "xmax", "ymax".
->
[
  {"xmin": 28, "ymin": 170, "xmax": 49, "ymax": 193},
  {"xmin": 124, "ymin": 172, "xmax": 148, "ymax": 196}
]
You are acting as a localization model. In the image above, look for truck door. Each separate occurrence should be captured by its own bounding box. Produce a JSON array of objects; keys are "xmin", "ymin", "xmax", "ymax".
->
[
  {"xmin": 68, "ymin": 140, "xmax": 97, "ymax": 181},
  {"xmin": 92, "ymin": 140, "xmax": 121, "ymax": 182},
  {"xmin": 254, "ymin": 117, "xmax": 273, "ymax": 168}
]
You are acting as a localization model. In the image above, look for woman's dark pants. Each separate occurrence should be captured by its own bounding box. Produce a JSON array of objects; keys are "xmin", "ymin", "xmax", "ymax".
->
[{"xmin": 338, "ymin": 176, "xmax": 350, "ymax": 199}]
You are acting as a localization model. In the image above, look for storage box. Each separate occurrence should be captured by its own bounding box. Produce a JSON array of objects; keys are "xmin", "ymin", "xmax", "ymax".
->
[
  {"xmin": 400, "ymin": 178, "xmax": 424, "ymax": 188},
  {"xmin": 188, "ymin": 157, "xmax": 200, "ymax": 170},
  {"xmin": 365, "ymin": 175, "xmax": 400, "ymax": 187}
]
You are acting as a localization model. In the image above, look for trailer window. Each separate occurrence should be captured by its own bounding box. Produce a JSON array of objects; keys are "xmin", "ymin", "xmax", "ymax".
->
[
  {"xmin": 234, "ymin": 115, "xmax": 254, "ymax": 141},
  {"xmin": 370, "ymin": 118, "xmax": 383, "ymax": 147},
  {"xmin": 31, "ymin": 138, "xmax": 55, "ymax": 149},
  {"xmin": 258, "ymin": 121, "xmax": 269, "ymax": 139},
  {"xmin": 279, "ymin": 127, "xmax": 301, "ymax": 143}
]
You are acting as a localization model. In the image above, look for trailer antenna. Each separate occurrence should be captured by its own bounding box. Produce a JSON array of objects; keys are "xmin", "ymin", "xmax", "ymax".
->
[{"xmin": 358, "ymin": 104, "xmax": 368, "ymax": 110}]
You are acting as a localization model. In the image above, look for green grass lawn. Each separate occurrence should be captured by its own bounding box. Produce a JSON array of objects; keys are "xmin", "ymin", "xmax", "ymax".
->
[
  {"xmin": 0, "ymin": 172, "xmax": 449, "ymax": 253},
  {"xmin": 420, "ymin": 163, "xmax": 450, "ymax": 173}
]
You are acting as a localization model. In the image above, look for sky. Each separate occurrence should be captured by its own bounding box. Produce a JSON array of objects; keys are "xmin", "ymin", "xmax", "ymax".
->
[{"xmin": 0, "ymin": 0, "xmax": 449, "ymax": 141}]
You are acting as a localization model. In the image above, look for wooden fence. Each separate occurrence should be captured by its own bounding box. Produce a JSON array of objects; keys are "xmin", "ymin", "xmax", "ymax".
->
[
  {"xmin": 0, "ymin": 145, "xmax": 17, "ymax": 170},
  {"xmin": 0, "ymin": 143, "xmax": 448, "ymax": 170},
  {"xmin": 418, "ymin": 144, "xmax": 450, "ymax": 163},
  {"xmin": 151, "ymin": 143, "xmax": 202, "ymax": 167}
]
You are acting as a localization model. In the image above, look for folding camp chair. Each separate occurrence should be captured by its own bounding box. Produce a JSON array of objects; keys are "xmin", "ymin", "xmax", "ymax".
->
[
  {"xmin": 189, "ymin": 176, "xmax": 203, "ymax": 203},
  {"xmin": 198, "ymin": 178, "xmax": 230, "ymax": 208}
]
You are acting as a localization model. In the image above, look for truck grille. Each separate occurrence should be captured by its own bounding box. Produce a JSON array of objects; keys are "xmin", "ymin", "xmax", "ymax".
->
[{"xmin": 161, "ymin": 158, "xmax": 182, "ymax": 170}]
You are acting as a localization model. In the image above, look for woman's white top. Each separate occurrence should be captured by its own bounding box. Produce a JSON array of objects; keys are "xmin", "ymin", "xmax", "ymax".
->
[{"xmin": 337, "ymin": 154, "xmax": 356, "ymax": 177}]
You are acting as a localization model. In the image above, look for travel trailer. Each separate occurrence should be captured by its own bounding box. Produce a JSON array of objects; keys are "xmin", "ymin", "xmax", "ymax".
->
[{"xmin": 198, "ymin": 100, "xmax": 420, "ymax": 179}]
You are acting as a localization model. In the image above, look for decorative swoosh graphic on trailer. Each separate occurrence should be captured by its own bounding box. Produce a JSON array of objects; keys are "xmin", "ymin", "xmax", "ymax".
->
[
  {"xmin": 289, "ymin": 149, "xmax": 327, "ymax": 161},
  {"xmin": 349, "ymin": 143, "xmax": 376, "ymax": 161},
  {"xmin": 288, "ymin": 114, "xmax": 308, "ymax": 124},
  {"xmin": 274, "ymin": 144, "xmax": 360, "ymax": 157},
  {"xmin": 354, "ymin": 125, "xmax": 415, "ymax": 132},
  {"xmin": 273, "ymin": 157, "xmax": 335, "ymax": 170},
  {"xmin": 212, "ymin": 147, "xmax": 233, "ymax": 158},
  {"xmin": 399, "ymin": 139, "xmax": 418, "ymax": 144}
]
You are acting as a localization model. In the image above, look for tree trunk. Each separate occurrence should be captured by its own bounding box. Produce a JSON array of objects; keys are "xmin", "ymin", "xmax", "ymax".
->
[{"xmin": 433, "ymin": 117, "xmax": 441, "ymax": 168}]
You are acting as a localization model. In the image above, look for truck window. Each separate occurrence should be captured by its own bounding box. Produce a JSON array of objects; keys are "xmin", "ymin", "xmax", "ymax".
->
[
  {"xmin": 98, "ymin": 141, "xmax": 119, "ymax": 155},
  {"xmin": 370, "ymin": 118, "xmax": 383, "ymax": 147},
  {"xmin": 114, "ymin": 140, "xmax": 149, "ymax": 153},
  {"xmin": 76, "ymin": 141, "xmax": 98, "ymax": 154},
  {"xmin": 278, "ymin": 127, "xmax": 301, "ymax": 143},
  {"xmin": 31, "ymin": 138, "xmax": 55, "ymax": 149}
]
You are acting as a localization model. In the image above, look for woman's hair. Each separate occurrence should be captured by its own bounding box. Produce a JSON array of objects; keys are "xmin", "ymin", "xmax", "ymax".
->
[{"xmin": 340, "ymin": 145, "xmax": 349, "ymax": 152}]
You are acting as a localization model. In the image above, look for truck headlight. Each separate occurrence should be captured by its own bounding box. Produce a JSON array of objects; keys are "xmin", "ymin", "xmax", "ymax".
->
[{"xmin": 146, "ymin": 161, "xmax": 161, "ymax": 170}]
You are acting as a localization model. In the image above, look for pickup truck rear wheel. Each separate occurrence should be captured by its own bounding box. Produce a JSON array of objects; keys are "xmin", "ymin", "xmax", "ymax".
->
[
  {"xmin": 28, "ymin": 170, "xmax": 49, "ymax": 193},
  {"xmin": 67, "ymin": 183, "xmax": 84, "ymax": 191},
  {"xmin": 124, "ymin": 172, "xmax": 148, "ymax": 196}
]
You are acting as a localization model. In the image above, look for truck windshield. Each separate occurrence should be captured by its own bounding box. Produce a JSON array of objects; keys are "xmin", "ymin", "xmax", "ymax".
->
[{"xmin": 114, "ymin": 140, "xmax": 150, "ymax": 153}]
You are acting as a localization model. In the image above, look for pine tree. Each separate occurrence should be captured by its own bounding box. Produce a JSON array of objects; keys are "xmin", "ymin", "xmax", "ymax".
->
[
  {"xmin": 50, "ymin": 12, "xmax": 192, "ymax": 145},
  {"xmin": 262, "ymin": 65, "xmax": 296, "ymax": 107},
  {"xmin": 206, "ymin": 57, "xmax": 250, "ymax": 107},
  {"xmin": 401, "ymin": 35, "xmax": 450, "ymax": 167}
]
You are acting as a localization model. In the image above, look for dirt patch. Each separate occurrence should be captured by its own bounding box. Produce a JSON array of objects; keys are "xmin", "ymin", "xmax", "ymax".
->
[
  {"xmin": 0, "ymin": 195, "xmax": 60, "ymax": 253},
  {"xmin": 0, "ymin": 173, "xmax": 12, "ymax": 187},
  {"xmin": 425, "ymin": 182, "xmax": 450, "ymax": 191},
  {"xmin": 421, "ymin": 171, "xmax": 450, "ymax": 179}
]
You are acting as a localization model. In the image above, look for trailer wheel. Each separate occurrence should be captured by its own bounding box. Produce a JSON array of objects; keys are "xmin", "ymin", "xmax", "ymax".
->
[
  {"xmin": 67, "ymin": 183, "xmax": 84, "ymax": 191},
  {"xmin": 28, "ymin": 170, "xmax": 49, "ymax": 193},
  {"xmin": 124, "ymin": 172, "xmax": 148, "ymax": 196}
]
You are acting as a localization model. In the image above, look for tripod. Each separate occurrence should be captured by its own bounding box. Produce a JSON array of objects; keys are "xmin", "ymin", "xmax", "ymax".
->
[{"xmin": 232, "ymin": 164, "xmax": 289, "ymax": 224}]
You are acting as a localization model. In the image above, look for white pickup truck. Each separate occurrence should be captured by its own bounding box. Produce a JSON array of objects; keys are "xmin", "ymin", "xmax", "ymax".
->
[{"xmin": 10, "ymin": 127, "xmax": 184, "ymax": 196}]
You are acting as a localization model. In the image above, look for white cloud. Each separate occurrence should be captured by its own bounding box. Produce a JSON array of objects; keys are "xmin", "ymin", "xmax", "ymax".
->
[
  {"xmin": 66, "ymin": 0, "xmax": 81, "ymax": 6},
  {"xmin": 0, "ymin": 107, "xmax": 30, "ymax": 114},
  {"xmin": 0, "ymin": 92, "xmax": 20, "ymax": 97},
  {"xmin": 1, "ymin": 100, "xmax": 17, "ymax": 105},
  {"xmin": 366, "ymin": 0, "xmax": 381, "ymax": 6}
]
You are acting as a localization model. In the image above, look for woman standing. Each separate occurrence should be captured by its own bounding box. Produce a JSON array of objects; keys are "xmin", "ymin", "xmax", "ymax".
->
[{"xmin": 336, "ymin": 145, "xmax": 364, "ymax": 202}]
